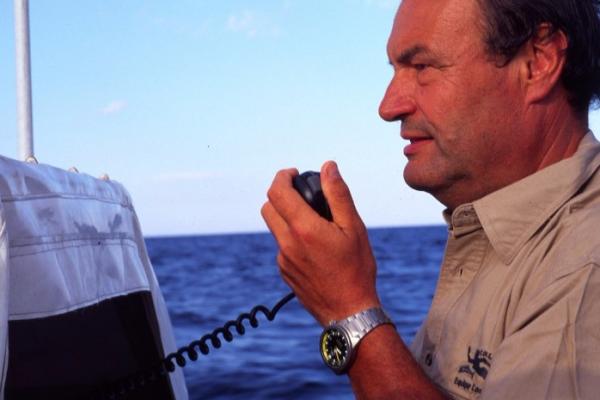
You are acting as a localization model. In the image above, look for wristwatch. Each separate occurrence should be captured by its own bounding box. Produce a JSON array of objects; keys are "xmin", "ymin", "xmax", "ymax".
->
[{"xmin": 320, "ymin": 307, "xmax": 394, "ymax": 374}]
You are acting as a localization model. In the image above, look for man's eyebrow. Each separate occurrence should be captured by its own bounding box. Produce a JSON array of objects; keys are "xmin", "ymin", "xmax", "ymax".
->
[{"xmin": 388, "ymin": 45, "xmax": 434, "ymax": 65}]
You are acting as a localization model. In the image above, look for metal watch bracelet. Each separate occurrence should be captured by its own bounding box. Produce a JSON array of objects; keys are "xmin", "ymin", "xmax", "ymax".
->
[
  {"xmin": 334, "ymin": 307, "xmax": 395, "ymax": 348},
  {"xmin": 320, "ymin": 307, "xmax": 395, "ymax": 374}
]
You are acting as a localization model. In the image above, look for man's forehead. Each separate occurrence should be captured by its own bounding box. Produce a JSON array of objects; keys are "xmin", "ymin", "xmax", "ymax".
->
[{"xmin": 388, "ymin": 0, "xmax": 482, "ymax": 55}]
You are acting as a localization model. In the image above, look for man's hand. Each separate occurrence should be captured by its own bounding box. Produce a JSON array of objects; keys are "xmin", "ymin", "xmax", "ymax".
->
[
  {"xmin": 262, "ymin": 161, "xmax": 448, "ymax": 400},
  {"xmin": 261, "ymin": 161, "xmax": 381, "ymax": 325}
]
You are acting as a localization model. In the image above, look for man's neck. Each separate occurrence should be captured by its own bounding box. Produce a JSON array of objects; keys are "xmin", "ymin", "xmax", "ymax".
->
[
  {"xmin": 529, "ymin": 100, "xmax": 588, "ymax": 172},
  {"xmin": 436, "ymin": 101, "xmax": 589, "ymax": 212}
]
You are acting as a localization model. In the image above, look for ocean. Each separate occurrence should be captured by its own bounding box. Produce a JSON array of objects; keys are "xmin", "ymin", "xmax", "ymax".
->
[{"xmin": 146, "ymin": 226, "xmax": 447, "ymax": 399}]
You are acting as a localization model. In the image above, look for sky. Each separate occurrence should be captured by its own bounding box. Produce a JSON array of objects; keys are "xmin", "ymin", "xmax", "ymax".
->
[{"xmin": 1, "ymin": 1, "xmax": 599, "ymax": 236}]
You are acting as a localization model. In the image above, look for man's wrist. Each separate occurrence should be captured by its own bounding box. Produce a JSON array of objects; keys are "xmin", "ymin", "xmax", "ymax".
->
[
  {"xmin": 319, "ymin": 297, "xmax": 382, "ymax": 326},
  {"xmin": 320, "ymin": 306, "xmax": 395, "ymax": 374}
]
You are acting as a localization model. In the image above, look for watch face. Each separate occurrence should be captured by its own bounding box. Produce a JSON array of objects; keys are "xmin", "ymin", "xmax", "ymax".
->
[{"xmin": 320, "ymin": 326, "xmax": 352, "ymax": 374}]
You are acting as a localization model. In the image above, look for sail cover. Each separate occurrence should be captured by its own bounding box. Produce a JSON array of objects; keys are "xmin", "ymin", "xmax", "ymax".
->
[{"xmin": 0, "ymin": 155, "xmax": 188, "ymax": 399}]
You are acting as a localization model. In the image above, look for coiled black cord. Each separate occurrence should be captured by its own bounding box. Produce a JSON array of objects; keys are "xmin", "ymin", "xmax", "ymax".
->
[
  {"xmin": 96, "ymin": 170, "xmax": 328, "ymax": 399},
  {"xmin": 93, "ymin": 292, "xmax": 296, "ymax": 400}
]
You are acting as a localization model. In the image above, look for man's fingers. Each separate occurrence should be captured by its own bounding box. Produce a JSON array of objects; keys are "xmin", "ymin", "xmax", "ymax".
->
[
  {"xmin": 261, "ymin": 201, "xmax": 293, "ymax": 250},
  {"xmin": 320, "ymin": 161, "xmax": 361, "ymax": 229},
  {"xmin": 266, "ymin": 168, "xmax": 321, "ymax": 227},
  {"xmin": 277, "ymin": 252, "xmax": 299, "ymax": 286}
]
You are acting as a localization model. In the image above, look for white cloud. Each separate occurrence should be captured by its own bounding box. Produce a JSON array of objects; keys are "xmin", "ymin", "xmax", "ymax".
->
[
  {"xmin": 227, "ymin": 11, "xmax": 257, "ymax": 37},
  {"xmin": 226, "ymin": 10, "xmax": 280, "ymax": 38},
  {"xmin": 101, "ymin": 100, "xmax": 127, "ymax": 115},
  {"xmin": 153, "ymin": 170, "xmax": 220, "ymax": 182},
  {"xmin": 282, "ymin": 0, "xmax": 294, "ymax": 11}
]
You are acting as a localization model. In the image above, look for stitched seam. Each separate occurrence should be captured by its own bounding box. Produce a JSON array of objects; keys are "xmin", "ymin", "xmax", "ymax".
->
[
  {"xmin": 1, "ymin": 192, "xmax": 131, "ymax": 208},
  {"xmin": 9, "ymin": 233, "xmax": 136, "ymax": 248},
  {"xmin": 9, "ymin": 238, "xmax": 138, "ymax": 258}
]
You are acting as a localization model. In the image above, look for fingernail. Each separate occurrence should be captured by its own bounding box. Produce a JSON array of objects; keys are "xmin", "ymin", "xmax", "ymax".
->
[{"xmin": 327, "ymin": 161, "xmax": 341, "ymax": 181}]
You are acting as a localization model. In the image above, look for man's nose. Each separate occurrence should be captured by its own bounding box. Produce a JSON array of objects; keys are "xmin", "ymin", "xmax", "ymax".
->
[{"xmin": 378, "ymin": 75, "xmax": 417, "ymax": 122}]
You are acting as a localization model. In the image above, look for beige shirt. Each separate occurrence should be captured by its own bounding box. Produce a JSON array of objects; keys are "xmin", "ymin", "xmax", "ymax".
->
[{"xmin": 410, "ymin": 132, "xmax": 600, "ymax": 399}]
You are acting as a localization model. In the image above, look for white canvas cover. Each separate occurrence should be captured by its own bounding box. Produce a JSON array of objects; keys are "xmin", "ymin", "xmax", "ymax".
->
[{"xmin": 0, "ymin": 155, "xmax": 188, "ymax": 399}]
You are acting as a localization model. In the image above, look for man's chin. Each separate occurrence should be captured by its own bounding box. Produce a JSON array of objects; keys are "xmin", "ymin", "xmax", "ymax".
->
[
  {"xmin": 403, "ymin": 166, "xmax": 442, "ymax": 193},
  {"xmin": 403, "ymin": 164, "xmax": 476, "ymax": 209},
  {"xmin": 403, "ymin": 167, "xmax": 458, "ymax": 206}
]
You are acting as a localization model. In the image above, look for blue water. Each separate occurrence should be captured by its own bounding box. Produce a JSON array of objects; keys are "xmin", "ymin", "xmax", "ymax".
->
[{"xmin": 145, "ymin": 226, "xmax": 447, "ymax": 399}]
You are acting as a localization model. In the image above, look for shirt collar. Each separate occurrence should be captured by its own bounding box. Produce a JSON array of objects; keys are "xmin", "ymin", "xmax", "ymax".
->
[
  {"xmin": 466, "ymin": 131, "xmax": 600, "ymax": 265},
  {"xmin": 444, "ymin": 204, "xmax": 482, "ymax": 237}
]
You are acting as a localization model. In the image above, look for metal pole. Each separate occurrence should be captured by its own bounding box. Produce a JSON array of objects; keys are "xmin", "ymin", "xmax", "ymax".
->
[{"xmin": 14, "ymin": 0, "xmax": 34, "ymax": 161}]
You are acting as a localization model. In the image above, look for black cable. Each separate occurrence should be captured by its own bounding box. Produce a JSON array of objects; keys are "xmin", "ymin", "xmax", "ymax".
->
[
  {"xmin": 95, "ymin": 170, "xmax": 328, "ymax": 399},
  {"xmin": 92, "ymin": 292, "xmax": 296, "ymax": 400}
]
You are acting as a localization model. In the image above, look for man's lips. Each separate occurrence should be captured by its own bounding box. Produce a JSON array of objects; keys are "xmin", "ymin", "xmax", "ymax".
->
[{"xmin": 403, "ymin": 137, "xmax": 433, "ymax": 156}]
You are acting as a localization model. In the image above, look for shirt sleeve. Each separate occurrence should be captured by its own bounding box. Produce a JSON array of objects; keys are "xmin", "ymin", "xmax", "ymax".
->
[{"xmin": 480, "ymin": 263, "xmax": 600, "ymax": 400}]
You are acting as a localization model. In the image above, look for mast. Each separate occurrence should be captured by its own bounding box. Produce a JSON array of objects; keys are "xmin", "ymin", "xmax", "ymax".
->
[{"xmin": 14, "ymin": 0, "xmax": 34, "ymax": 161}]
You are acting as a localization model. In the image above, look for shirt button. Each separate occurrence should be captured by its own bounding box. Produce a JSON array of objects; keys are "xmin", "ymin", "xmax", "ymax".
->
[{"xmin": 425, "ymin": 353, "xmax": 433, "ymax": 366}]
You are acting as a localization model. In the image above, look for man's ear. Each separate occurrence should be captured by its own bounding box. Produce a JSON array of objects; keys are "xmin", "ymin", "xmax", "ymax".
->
[{"xmin": 519, "ymin": 23, "xmax": 568, "ymax": 104}]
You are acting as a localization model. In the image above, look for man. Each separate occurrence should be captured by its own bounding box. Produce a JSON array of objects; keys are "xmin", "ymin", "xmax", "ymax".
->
[{"xmin": 261, "ymin": 0, "xmax": 600, "ymax": 398}]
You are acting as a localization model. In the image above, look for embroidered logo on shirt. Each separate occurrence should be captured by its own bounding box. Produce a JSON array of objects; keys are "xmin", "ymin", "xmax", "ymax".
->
[{"xmin": 453, "ymin": 346, "xmax": 493, "ymax": 395}]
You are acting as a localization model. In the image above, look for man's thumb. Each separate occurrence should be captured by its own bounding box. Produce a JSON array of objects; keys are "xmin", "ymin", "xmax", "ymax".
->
[{"xmin": 321, "ymin": 161, "xmax": 360, "ymax": 228}]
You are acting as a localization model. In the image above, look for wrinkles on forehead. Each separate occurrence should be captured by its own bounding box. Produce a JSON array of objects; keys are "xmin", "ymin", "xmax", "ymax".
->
[{"xmin": 387, "ymin": 0, "xmax": 488, "ymax": 66}]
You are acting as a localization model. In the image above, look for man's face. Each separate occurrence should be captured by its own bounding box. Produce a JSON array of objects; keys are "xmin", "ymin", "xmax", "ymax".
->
[{"xmin": 380, "ymin": 0, "xmax": 530, "ymax": 209}]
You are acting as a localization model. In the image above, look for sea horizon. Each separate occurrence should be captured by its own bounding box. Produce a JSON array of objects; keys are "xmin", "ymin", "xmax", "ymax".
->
[{"xmin": 146, "ymin": 225, "xmax": 446, "ymax": 399}]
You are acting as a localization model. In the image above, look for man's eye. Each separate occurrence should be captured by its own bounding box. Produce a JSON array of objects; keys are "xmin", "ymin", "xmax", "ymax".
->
[{"xmin": 414, "ymin": 63, "xmax": 429, "ymax": 71}]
